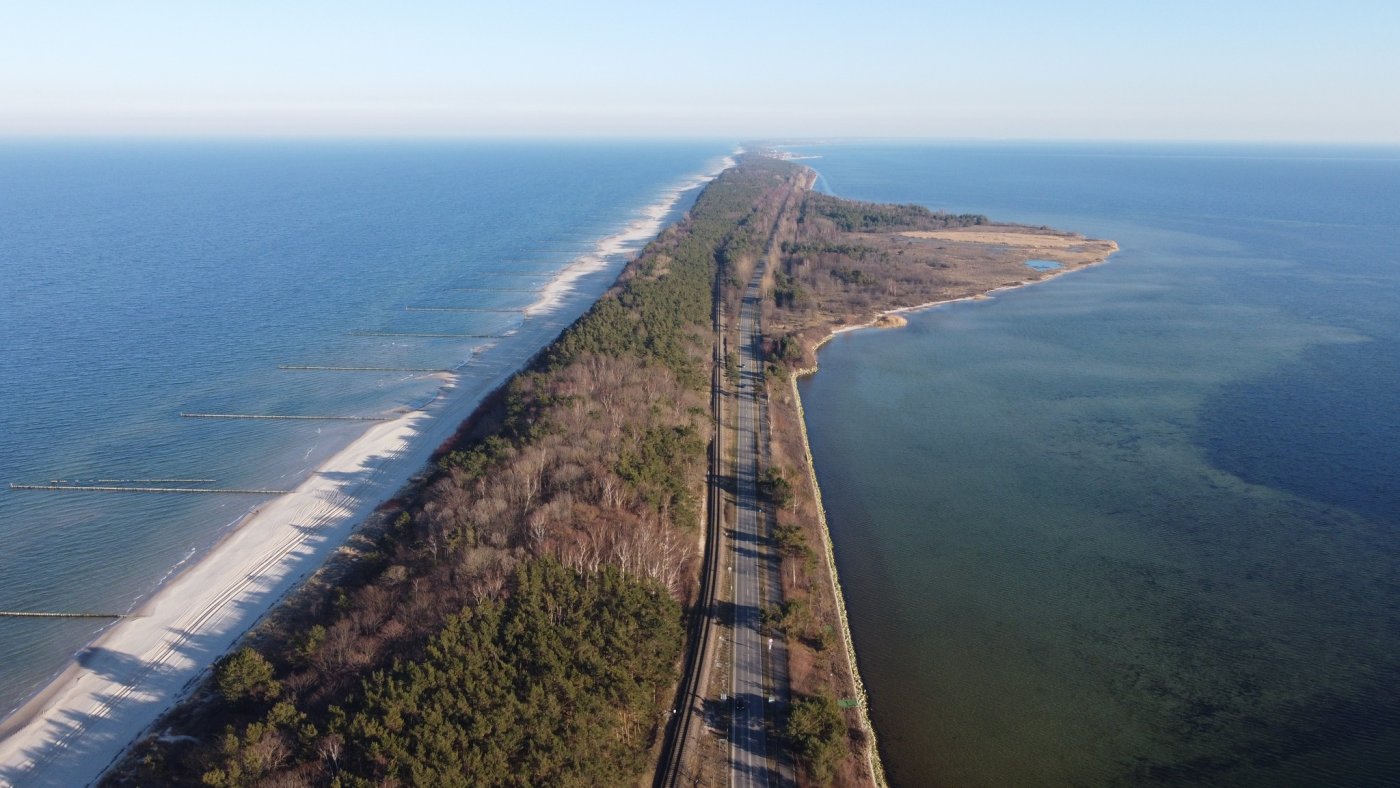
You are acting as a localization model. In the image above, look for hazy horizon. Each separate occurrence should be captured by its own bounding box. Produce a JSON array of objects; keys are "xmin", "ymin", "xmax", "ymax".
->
[
  {"xmin": 4, "ymin": 136, "xmax": 1400, "ymax": 152},
  {"xmin": 4, "ymin": 1, "xmax": 1397, "ymax": 144}
]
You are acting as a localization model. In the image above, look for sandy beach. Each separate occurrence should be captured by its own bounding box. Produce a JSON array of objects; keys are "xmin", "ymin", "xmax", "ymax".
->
[{"xmin": 0, "ymin": 154, "xmax": 735, "ymax": 787}]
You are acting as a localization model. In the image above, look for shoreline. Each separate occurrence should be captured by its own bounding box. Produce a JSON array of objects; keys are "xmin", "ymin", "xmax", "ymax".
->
[
  {"xmin": 818, "ymin": 244, "xmax": 1119, "ymax": 349},
  {"xmin": 0, "ymin": 154, "xmax": 735, "ymax": 786},
  {"xmin": 785, "ymin": 241, "xmax": 1118, "ymax": 786},
  {"xmin": 528, "ymin": 153, "xmax": 736, "ymax": 318},
  {"xmin": 786, "ymin": 371, "xmax": 888, "ymax": 788}
]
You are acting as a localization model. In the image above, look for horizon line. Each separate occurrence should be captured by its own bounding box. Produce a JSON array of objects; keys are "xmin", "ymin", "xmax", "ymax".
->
[{"xmin": 1, "ymin": 133, "xmax": 1399, "ymax": 149}]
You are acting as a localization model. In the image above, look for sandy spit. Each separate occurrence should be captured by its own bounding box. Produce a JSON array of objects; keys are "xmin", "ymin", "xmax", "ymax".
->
[
  {"xmin": 821, "ymin": 246, "xmax": 1118, "ymax": 346},
  {"xmin": 784, "ymin": 240, "xmax": 1119, "ymax": 788}
]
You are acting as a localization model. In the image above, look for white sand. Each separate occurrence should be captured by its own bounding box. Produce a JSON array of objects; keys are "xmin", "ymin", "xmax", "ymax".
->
[
  {"xmin": 527, "ymin": 155, "xmax": 735, "ymax": 317},
  {"xmin": 0, "ymin": 152, "xmax": 736, "ymax": 787}
]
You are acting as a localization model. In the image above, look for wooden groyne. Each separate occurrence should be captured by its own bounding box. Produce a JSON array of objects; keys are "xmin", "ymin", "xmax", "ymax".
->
[
  {"xmin": 10, "ymin": 483, "xmax": 293, "ymax": 495},
  {"xmin": 349, "ymin": 331, "xmax": 501, "ymax": 338},
  {"xmin": 403, "ymin": 306, "xmax": 523, "ymax": 313},
  {"xmin": 179, "ymin": 412, "xmax": 391, "ymax": 421},
  {"xmin": 0, "ymin": 610, "xmax": 131, "ymax": 619},
  {"xmin": 48, "ymin": 478, "xmax": 215, "ymax": 484},
  {"xmin": 278, "ymin": 365, "xmax": 450, "ymax": 372}
]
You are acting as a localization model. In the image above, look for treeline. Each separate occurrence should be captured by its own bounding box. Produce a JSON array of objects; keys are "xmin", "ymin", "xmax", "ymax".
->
[
  {"xmin": 801, "ymin": 192, "xmax": 985, "ymax": 233},
  {"xmin": 109, "ymin": 157, "xmax": 807, "ymax": 787},
  {"xmin": 780, "ymin": 240, "xmax": 883, "ymax": 260}
]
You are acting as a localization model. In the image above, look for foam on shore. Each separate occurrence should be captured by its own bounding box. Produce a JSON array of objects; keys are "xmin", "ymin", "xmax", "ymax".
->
[
  {"xmin": 0, "ymin": 152, "xmax": 737, "ymax": 787},
  {"xmin": 528, "ymin": 154, "xmax": 736, "ymax": 317}
]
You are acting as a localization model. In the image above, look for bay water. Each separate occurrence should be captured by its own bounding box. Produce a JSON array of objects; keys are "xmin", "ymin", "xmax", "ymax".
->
[
  {"xmin": 795, "ymin": 143, "xmax": 1400, "ymax": 786},
  {"xmin": 0, "ymin": 140, "xmax": 728, "ymax": 719}
]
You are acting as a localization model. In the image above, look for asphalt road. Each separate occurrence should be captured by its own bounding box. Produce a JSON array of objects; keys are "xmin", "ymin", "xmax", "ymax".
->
[
  {"xmin": 730, "ymin": 271, "xmax": 787, "ymax": 788},
  {"xmin": 660, "ymin": 178, "xmax": 802, "ymax": 788}
]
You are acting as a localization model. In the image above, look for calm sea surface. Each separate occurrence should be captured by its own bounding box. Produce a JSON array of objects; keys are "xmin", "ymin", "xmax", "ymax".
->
[
  {"xmin": 794, "ymin": 143, "xmax": 1400, "ymax": 786},
  {"xmin": 0, "ymin": 140, "xmax": 727, "ymax": 717}
]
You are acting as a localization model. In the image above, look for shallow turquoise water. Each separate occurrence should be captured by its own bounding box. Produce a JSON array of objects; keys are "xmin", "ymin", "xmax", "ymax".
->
[
  {"xmin": 795, "ymin": 143, "xmax": 1400, "ymax": 786},
  {"xmin": 0, "ymin": 140, "xmax": 727, "ymax": 716}
]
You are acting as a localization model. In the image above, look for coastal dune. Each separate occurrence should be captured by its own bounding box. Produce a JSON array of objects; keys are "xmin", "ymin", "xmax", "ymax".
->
[{"xmin": 0, "ymin": 155, "xmax": 734, "ymax": 787}]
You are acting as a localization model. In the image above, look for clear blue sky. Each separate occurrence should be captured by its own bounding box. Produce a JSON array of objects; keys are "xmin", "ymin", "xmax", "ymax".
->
[{"xmin": 3, "ymin": 0, "xmax": 1396, "ymax": 142}]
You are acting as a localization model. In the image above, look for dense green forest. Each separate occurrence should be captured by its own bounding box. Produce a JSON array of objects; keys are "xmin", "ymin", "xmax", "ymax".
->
[
  {"xmin": 786, "ymin": 694, "xmax": 847, "ymax": 786},
  {"xmin": 108, "ymin": 156, "xmax": 807, "ymax": 787},
  {"xmin": 202, "ymin": 560, "xmax": 680, "ymax": 787},
  {"xmin": 549, "ymin": 157, "xmax": 797, "ymax": 382}
]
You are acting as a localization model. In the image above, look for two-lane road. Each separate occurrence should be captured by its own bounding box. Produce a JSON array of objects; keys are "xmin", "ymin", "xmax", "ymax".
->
[
  {"xmin": 659, "ymin": 171, "xmax": 804, "ymax": 788},
  {"xmin": 730, "ymin": 271, "xmax": 783, "ymax": 787}
]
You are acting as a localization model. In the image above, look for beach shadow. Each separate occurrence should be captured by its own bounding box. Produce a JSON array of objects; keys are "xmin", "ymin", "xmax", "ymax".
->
[
  {"xmin": 75, "ymin": 647, "xmax": 155, "ymax": 684},
  {"xmin": 0, "ymin": 683, "xmax": 172, "ymax": 786},
  {"xmin": 162, "ymin": 626, "xmax": 251, "ymax": 678},
  {"xmin": 310, "ymin": 445, "xmax": 415, "ymax": 507},
  {"xmin": 313, "ymin": 468, "xmax": 382, "ymax": 484}
]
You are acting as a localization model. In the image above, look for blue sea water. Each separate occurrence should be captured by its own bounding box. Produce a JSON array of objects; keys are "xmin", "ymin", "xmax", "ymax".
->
[
  {"xmin": 0, "ymin": 140, "xmax": 728, "ymax": 717},
  {"xmin": 793, "ymin": 143, "xmax": 1400, "ymax": 786}
]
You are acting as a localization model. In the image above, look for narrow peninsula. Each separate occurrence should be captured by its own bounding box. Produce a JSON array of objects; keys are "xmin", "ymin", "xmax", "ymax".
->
[{"xmin": 104, "ymin": 155, "xmax": 1115, "ymax": 787}]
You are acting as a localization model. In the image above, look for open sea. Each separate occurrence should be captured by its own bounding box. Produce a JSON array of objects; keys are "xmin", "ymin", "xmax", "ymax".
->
[
  {"xmin": 794, "ymin": 143, "xmax": 1400, "ymax": 786},
  {"xmin": 0, "ymin": 140, "xmax": 729, "ymax": 719}
]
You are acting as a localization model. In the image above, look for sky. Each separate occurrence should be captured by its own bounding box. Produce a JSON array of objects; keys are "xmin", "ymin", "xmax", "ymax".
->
[{"xmin": 2, "ymin": 0, "xmax": 1397, "ymax": 142}]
